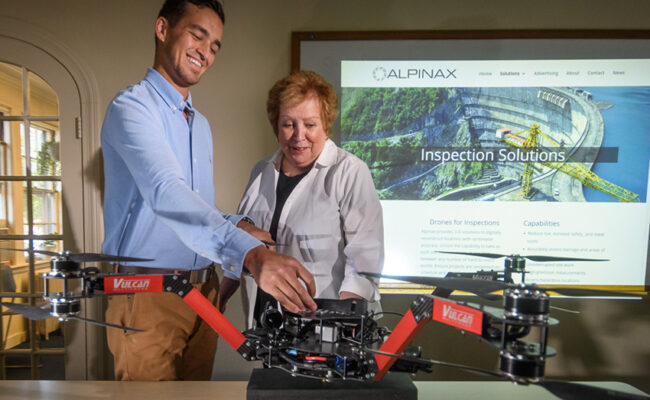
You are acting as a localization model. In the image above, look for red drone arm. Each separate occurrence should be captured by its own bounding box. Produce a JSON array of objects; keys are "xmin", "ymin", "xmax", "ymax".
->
[
  {"xmin": 103, "ymin": 274, "xmax": 252, "ymax": 356},
  {"xmin": 183, "ymin": 288, "xmax": 246, "ymax": 350},
  {"xmin": 374, "ymin": 295, "xmax": 485, "ymax": 381}
]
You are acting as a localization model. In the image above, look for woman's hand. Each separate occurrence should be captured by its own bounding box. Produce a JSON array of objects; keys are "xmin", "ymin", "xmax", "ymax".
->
[
  {"xmin": 340, "ymin": 291, "xmax": 363, "ymax": 300},
  {"xmin": 217, "ymin": 277, "xmax": 241, "ymax": 313},
  {"xmin": 237, "ymin": 219, "xmax": 277, "ymax": 251}
]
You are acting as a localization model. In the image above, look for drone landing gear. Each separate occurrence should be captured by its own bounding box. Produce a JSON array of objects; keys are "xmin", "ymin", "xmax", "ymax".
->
[{"xmin": 246, "ymin": 368, "xmax": 416, "ymax": 400}]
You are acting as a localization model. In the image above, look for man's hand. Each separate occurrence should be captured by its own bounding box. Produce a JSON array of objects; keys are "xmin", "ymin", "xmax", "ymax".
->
[
  {"xmin": 244, "ymin": 245, "xmax": 316, "ymax": 313},
  {"xmin": 218, "ymin": 277, "xmax": 241, "ymax": 313}
]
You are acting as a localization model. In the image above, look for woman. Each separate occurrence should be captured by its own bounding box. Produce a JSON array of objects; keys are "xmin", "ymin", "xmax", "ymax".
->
[{"xmin": 234, "ymin": 70, "xmax": 384, "ymax": 327}]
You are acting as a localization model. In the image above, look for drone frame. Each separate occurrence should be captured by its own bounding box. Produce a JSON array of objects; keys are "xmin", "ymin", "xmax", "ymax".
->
[
  {"xmin": 100, "ymin": 271, "xmax": 557, "ymax": 384},
  {"xmin": 32, "ymin": 255, "xmax": 555, "ymax": 383},
  {"xmin": 4, "ymin": 251, "xmax": 648, "ymax": 400}
]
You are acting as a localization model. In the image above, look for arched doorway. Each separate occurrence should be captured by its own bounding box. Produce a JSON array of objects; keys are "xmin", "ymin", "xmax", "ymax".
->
[{"xmin": 0, "ymin": 16, "xmax": 104, "ymax": 379}]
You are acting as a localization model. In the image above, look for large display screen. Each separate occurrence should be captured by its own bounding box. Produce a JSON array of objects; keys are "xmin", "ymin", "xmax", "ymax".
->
[
  {"xmin": 342, "ymin": 59, "xmax": 649, "ymax": 287},
  {"xmin": 298, "ymin": 35, "xmax": 650, "ymax": 289}
]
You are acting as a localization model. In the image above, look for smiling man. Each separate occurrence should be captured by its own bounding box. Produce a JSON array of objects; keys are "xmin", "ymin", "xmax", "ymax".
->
[{"xmin": 100, "ymin": 0, "xmax": 316, "ymax": 381}]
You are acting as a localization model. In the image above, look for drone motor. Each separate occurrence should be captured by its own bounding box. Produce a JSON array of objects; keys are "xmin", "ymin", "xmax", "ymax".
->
[
  {"xmin": 48, "ymin": 297, "xmax": 82, "ymax": 319},
  {"xmin": 503, "ymin": 285, "xmax": 550, "ymax": 323},
  {"xmin": 49, "ymin": 256, "xmax": 84, "ymax": 277},
  {"xmin": 40, "ymin": 256, "xmax": 87, "ymax": 319},
  {"xmin": 499, "ymin": 285, "xmax": 554, "ymax": 382}
]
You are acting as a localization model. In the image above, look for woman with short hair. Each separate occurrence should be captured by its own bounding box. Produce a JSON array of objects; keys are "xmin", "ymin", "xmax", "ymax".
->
[{"xmin": 223, "ymin": 70, "xmax": 384, "ymax": 327}]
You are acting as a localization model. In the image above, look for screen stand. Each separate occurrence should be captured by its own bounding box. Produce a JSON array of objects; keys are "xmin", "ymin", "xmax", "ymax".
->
[{"xmin": 246, "ymin": 368, "xmax": 417, "ymax": 400}]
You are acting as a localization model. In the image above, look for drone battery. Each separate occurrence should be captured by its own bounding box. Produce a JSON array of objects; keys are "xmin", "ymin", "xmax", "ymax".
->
[
  {"xmin": 246, "ymin": 368, "xmax": 417, "ymax": 400},
  {"xmin": 319, "ymin": 325, "xmax": 338, "ymax": 343}
]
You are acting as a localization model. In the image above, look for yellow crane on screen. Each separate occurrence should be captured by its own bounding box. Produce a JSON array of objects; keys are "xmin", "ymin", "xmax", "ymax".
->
[{"xmin": 499, "ymin": 124, "xmax": 639, "ymax": 202}]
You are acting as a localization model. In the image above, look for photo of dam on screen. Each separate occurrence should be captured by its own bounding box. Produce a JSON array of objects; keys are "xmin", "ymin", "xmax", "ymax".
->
[
  {"xmin": 340, "ymin": 59, "xmax": 650, "ymax": 287},
  {"xmin": 341, "ymin": 86, "xmax": 648, "ymax": 203}
]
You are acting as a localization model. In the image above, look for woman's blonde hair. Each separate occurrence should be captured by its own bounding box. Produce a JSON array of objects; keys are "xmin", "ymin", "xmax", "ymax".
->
[{"xmin": 266, "ymin": 70, "xmax": 338, "ymax": 136}]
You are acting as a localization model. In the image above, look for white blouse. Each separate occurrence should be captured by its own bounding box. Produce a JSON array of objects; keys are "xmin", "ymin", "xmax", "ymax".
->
[{"xmin": 238, "ymin": 139, "xmax": 384, "ymax": 327}]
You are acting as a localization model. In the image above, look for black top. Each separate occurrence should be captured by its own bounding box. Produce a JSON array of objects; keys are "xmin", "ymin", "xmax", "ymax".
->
[
  {"xmin": 268, "ymin": 170, "xmax": 309, "ymax": 241},
  {"xmin": 254, "ymin": 169, "xmax": 309, "ymax": 326}
]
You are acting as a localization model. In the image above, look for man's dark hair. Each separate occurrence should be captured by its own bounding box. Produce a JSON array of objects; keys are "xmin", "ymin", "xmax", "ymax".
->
[{"xmin": 158, "ymin": 0, "xmax": 225, "ymax": 26}]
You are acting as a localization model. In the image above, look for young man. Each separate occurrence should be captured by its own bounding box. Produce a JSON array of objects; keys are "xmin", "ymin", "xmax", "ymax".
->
[{"xmin": 101, "ymin": 0, "xmax": 316, "ymax": 380}]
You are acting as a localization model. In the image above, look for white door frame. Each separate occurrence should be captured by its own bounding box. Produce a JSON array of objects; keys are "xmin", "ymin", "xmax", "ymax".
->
[{"xmin": 0, "ymin": 15, "xmax": 106, "ymax": 380}]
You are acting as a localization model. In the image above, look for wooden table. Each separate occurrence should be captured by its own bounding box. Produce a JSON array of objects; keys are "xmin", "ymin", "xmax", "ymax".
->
[{"xmin": 0, "ymin": 380, "xmax": 645, "ymax": 399}]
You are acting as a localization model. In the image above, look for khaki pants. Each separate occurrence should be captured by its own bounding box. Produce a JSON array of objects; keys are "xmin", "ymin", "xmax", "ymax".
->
[{"xmin": 105, "ymin": 274, "xmax": 220, "ymax": 380}]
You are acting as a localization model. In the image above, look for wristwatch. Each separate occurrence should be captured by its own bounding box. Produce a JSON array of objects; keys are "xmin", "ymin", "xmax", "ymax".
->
[{"xmin": 240, "ymin": 216, "xmax": 255, "ymax": 226}]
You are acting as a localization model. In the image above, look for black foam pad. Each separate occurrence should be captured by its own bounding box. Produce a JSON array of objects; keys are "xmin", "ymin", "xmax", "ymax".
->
[{"xmin": 246, "ymin": 368, "xmax": 417, "ymax": 400}]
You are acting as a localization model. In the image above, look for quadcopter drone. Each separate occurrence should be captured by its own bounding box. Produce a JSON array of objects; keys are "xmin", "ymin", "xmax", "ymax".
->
[{"xmin": 1, "ymin": 248, "xmax": 647, "ymax": 400}]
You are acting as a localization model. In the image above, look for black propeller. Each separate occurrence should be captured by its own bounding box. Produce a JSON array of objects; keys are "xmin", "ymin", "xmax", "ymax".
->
[
  {"xmin": 361, "ymin": 272, "xmax": 634, "ymax": 298},
  {"xmin": 0, "ymin": 247, "xmax": 151, "ymax": 263},
  {"xmin": 438, "ymin": 250, "xmax": 609, "ymax": 262},
  {"xmin": 436, "ymin": 250, "xmax": 609, "ymax": 263},
  {"xmin": 1, "ymin": 302, "xmax": 51, "ymax": 320},
  {"xmin": 68, "ymin": 315, "xmax": 141, "ymax": 332},
  {"xmin": 1, "ymin": 301, "xmax": 141, "ymax": 332},
  {"xmin": 59, "ymin": 252, "xmax": 152, "ymax": 263},
  {"xmin": 365, "ymin": 272, "xmax": 505, "ymax": 300},
  {"xmin": 370, "ymin": 349, "xmax": 649, "ymax": 400}
]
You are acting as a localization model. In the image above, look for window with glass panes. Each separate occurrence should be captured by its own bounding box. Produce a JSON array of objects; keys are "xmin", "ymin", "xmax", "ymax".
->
[{"xmin": 0, "ymin": 61, "xmax": 63, "ymax": 379}]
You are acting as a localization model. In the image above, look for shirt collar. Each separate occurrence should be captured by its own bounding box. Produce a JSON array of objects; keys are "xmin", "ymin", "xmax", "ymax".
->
[
  {"xmin": 144, "ymin": 68, "xmax": 193, "ymax": 112},
  {"xmin": 314, "ymin": 139, "xmax": 336, "ymax": 167}
]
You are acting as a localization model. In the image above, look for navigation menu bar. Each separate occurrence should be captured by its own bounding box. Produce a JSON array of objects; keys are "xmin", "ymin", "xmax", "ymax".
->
[{"xmin": 342, "ymin": 59, "xmax": 650, "ymax": 87}]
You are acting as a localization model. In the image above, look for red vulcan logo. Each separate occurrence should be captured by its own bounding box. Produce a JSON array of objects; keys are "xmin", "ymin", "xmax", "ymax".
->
[
  {"xmin": 114, "ymin": 278, "xmax": 150, "ymax": 290},
  {"xmin": 442, "ymin": 304, "xmax": 473, "ymax": 327},
  {"xmin": 432, "ymin": 299, "xmax": 483, "ymax": 335},
  {"xmin": 105, "ymin": 275, "xmax": 163, "ymax": 294}
]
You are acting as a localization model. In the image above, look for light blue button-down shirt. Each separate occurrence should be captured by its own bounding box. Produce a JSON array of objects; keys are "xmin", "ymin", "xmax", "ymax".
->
[{"xmin": 101, "ymin": 68, "xmax": 260, "ymax": 278}]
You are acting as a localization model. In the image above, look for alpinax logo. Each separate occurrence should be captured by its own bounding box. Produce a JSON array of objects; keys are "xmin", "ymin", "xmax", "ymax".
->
[{"xmin": 373, "ymin": 66, "xmax": 387, "ymax": 81}]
